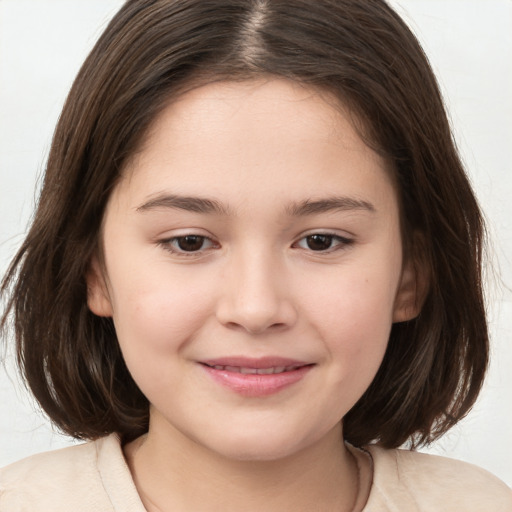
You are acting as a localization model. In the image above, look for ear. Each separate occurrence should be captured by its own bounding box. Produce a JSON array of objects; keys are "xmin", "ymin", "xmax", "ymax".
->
[
  {"xmin": 86, "ymin": 256, "xmax": 113, "ymax": 317},
  {"xmin": 393, "ymin": 249, "xmax": 429, "ymax": 323}
]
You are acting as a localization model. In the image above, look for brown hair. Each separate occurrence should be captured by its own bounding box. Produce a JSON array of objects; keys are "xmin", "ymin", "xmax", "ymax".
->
[{"xmin": 1, "ymin": 0, "xmax": 488, "ymax": 448}]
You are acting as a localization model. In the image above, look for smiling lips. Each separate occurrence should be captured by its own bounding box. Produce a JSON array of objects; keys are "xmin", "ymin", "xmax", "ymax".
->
[{"xmin": 200, "ymin": 357, "xmax": 314, "ymax": 397}]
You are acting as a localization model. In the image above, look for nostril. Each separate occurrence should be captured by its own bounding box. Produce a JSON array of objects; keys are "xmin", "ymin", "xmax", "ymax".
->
[
  {"xmin": 221, "ymin": 320, "xmax": 286, "ymax": 334},
  {"xmin": 215, "ymin": 280, "xmax": 298, "ymax": 333}
]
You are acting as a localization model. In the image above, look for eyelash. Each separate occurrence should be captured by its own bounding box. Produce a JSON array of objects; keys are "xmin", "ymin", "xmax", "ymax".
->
[
  {"xmin": 293, "ymin": 233, "xmax": 354, "ymax": 252},
  {"xmin": 158, "ymin": 235, "xmax": 218, "ymax": 257},
  {"xmin": 158, "ymin": 232, "xmax": 354, "ymax": 257}
]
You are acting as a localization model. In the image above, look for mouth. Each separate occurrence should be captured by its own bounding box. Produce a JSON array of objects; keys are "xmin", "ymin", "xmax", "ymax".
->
[
  {"xmin": 202, "ymin": 363, "xmax": 307, "ymax": 375},
  {"xmin": 199, "ymin": 357, "xmax": 314, "ymax": 397}
]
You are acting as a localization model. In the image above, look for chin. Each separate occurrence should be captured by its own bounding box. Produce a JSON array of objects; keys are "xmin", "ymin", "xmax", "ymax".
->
[
  {"xmin": 216, "ymin": 441, "xmax": 298, "ymax": 462},
  {"xmin": 201, "ymin": 427, "xmax": 321, "ymax": 463}
]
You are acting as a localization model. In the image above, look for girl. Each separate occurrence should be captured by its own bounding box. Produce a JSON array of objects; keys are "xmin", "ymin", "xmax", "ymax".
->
[{"xmin": 1, "ymin": 0, "xmax": 511, "ymax": 510}]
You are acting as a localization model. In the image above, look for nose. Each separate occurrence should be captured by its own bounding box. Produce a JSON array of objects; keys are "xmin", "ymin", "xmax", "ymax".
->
[{"xmin": 215, "ymin": 249, "xmax": 298, "ymax": 335}]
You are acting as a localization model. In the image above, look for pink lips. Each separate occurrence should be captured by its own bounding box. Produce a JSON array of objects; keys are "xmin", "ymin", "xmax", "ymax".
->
[{"xmin": 199, "ymin": 357, "xmax": 313, "ymax": 397}]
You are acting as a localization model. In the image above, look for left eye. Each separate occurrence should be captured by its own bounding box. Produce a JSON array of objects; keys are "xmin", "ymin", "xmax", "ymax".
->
[
  {"xmin": 164, "ymin": 235, "xmax": 214, "ymax": 253},
  {"xmin": 295, "ymin": 234, "xmax": 351, "ymax": 252}
]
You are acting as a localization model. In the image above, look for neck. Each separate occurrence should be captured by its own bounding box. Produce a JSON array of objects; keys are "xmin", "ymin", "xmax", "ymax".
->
[{"xmin": 125, "ymin": 418, "xmax": 360, "ymax": 512}]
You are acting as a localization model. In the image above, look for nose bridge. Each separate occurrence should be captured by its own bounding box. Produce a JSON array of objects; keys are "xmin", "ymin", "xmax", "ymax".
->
[{"xmin": 217, "ymin": 243, "xmax": 296, "ymax": 334}]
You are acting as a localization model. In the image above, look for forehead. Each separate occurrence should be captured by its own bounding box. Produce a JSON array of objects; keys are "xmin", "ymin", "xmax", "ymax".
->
[
  {"xmin": 132, "ymin": 78, "xmax": 375, "ymax": 161},
  {"xmin": 115, "ymin": 77, "xmax": 396, "ymax": 214}
]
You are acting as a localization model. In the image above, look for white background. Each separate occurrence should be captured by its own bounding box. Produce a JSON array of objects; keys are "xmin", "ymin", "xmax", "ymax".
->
[{"xmin": 1, "ymin": 0, "xmax": 511, "ymax": 485}]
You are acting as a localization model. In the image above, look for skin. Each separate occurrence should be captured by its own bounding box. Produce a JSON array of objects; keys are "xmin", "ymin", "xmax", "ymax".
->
[{"xmin": 88, "ymin": 78, "xmax": 421, "ymax": 511}]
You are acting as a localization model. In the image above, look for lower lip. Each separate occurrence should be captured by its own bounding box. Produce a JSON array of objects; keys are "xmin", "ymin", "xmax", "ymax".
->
[{"xmin": 201, "ymin": 365, "xmax": 313, "ymax": 397}]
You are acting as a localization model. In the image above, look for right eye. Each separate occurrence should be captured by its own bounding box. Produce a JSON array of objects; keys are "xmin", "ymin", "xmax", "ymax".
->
[{"xmin": 159, "ymin": 235, "xmax": 217, "ymax": 255}]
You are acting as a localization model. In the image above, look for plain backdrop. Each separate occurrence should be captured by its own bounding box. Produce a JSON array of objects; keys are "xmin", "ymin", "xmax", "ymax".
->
[{"xmin": 1, "ymin": 0, "xmax": 511, "ymax": 485}]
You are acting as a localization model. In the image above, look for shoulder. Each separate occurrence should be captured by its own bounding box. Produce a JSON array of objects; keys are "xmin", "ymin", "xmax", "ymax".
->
[
  {"xmin": 364, "ymin": 445, "xmax": 512, "ymax": 511},
  {"xmin": 0, "ymin": 434, "xmax": 143, "ymax": 512}
]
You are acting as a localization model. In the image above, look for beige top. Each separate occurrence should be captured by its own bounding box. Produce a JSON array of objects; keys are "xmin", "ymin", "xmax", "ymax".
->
[{"xmin": 1, "ymin": 434, "xmax": 511, "ymax": 511}]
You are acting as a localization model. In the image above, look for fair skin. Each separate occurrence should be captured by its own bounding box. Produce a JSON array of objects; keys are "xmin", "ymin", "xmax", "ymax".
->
[{"xmin": 88, "ymin": 78, "xmax": 421, "ymax": 511}]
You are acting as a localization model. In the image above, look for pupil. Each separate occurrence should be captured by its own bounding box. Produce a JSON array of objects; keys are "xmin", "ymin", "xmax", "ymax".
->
[
  {"xmin": 307, "ymin": 234, "xmax": 332, "ymax": 251},
  {"xmin": 178, "ymin": 235, "xmax": 204, "ymax": 251}
]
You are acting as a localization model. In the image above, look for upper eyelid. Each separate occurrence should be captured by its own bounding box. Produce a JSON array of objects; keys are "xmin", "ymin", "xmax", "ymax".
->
[
  {"xmin": 156, "ymin": 229, "xmax": 355, "ymax": 247},
  {"xmin": 292, "ymin": 232, "xmax": 355, "ymax": 253},
  {"xmin": 294, "ymin": 229, "xmax": 355, "ymax": 241},
  {"xmin": 155, "ymin": 228, "xmax": 215, "ymax": 244},
  {"xmin": 158, "ymin": 234, "xmax": 218, "ymax": 255},
  {"xmin": 156, "ymin": 230, "xmax": 354, "ymax": 242},
  {"xmin": 294, "ymin": 234, "xmax": 353, "ymax": 245}
]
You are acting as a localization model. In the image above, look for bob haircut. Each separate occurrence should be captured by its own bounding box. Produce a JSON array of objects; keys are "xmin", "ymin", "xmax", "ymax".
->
[{"xmin": 1, "ymin": 0, "xmax": 488, "ymax": 449}]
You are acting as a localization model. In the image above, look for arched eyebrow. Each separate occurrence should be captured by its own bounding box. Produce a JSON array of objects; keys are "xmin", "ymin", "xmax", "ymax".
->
[
  {"xmin": 136, "ymin": 194, "xmax": 375, "ymax": 216},
  {"xmin": 136, "ymin": 194, "xmax": 230, "ymax": 215},
  {"xmin": 285, "ymin": 197, "xmax": 376, "ymax": 216}
]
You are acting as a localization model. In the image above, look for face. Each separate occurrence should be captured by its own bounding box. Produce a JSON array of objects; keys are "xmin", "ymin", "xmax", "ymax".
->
[{"xmin": 88, "ymin": 78, "xmax": 420, "ymax": 461}]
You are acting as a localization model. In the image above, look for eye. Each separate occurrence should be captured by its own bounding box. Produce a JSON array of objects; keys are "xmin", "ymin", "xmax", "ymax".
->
[
  {"xmin": 160, "ymin": 235, "xmax": 216, "ymax": 254},
  {"xmin": 294, "ymin": 233, "xmax": 353, "ymax": 252}
]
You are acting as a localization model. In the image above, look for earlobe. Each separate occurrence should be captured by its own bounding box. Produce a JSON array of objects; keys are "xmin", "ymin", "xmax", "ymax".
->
[
  {"xmin": 393, "ymin": 255, "xmax": 429, "ymax": 323},
  {"xmin": 86, "ymin": 256, "xmax": 113, "ymax": 317}
]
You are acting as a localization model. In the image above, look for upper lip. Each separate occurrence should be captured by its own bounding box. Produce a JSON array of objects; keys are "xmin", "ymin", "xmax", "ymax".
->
[{"xmin": 200, "ymin": 356, "xmax": 312, "ymax": 369}]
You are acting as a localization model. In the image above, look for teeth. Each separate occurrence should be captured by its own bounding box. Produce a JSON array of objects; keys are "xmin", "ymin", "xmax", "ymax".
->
[
  {"xmin": 209, "ymin": 364, "xmax": 302, "ymax": 374},
  {"xmin": 257, "ymin": 367, "xmax": 275, "ymax": 375},
  {"xmin": 240, "ymin": 367, "xmax": 258, "ymax": 374}
]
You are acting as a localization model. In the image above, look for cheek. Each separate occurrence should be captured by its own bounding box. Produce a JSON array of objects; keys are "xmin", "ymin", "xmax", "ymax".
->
[
  {"xmin": 108, "ymin": 276, "xmax": 217, "ymax": 401},
  {"xmin": 303, "ymin": 267, "xmax": 398, "ymax": 375},
  {"xmin": 309, "ymin": 268, "xmax": 397, "ymax": 332},
  {"xmin": 108, "ymin": 265, "xmax": 217, "ymax": 355}
]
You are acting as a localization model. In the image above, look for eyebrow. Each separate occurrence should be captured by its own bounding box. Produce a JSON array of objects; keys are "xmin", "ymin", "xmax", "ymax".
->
[
  {"xmin": 285, "ymin": 196, "xmax": 376, "ymax": 216},
  {"xmin": 136, "ymin": 194, "xmax": 230, "ymax": 215},
  {"xmin": 136, "ymin": 193, "xmax": 375, "ymax": 216}
]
